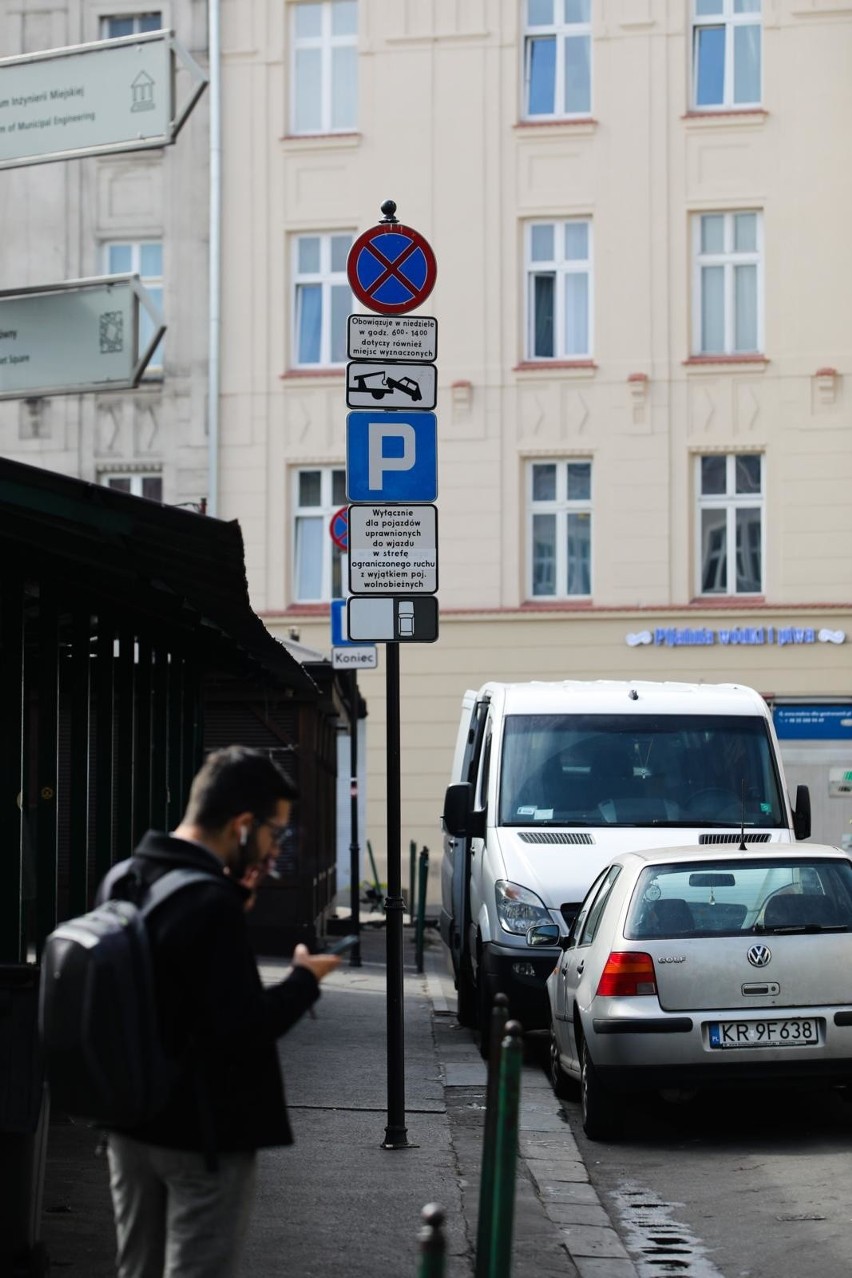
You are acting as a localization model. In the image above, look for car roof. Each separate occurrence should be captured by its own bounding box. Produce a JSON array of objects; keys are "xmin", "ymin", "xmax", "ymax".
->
[{"xmin": 618, "ymin": 842, "xmax": 847, "ymax": 869}]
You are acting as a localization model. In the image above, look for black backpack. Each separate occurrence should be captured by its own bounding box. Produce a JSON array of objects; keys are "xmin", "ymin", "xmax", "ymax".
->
[{"xmin": 38, "ymin": 863, "xmax": 216, "ymax": 1128}]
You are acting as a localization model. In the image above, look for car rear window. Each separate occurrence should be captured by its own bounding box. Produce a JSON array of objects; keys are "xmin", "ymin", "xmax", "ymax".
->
[{"xmin": 625, "ymin": 858, "xmax": 852, "ymax": 939}]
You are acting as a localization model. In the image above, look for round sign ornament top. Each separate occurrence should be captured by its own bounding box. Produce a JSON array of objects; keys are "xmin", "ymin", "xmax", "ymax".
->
[{"xmin": 347, "ymin": 203, "xmax": 437, "ymax": 315}]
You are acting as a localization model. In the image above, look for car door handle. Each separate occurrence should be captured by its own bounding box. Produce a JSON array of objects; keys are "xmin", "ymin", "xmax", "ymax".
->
[{"xmin": 576, "ymin": 960, "xmax": 584, "ymax": 975}]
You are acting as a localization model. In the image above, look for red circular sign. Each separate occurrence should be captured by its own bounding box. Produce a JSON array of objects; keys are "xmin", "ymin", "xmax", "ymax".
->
[
  {"xmin": 329, "ymin": 506, "xmax": 349, "ymax": 551},
  {"xmin": 347, "ymin": 223, "xmax": 437, "ymax": 315}
]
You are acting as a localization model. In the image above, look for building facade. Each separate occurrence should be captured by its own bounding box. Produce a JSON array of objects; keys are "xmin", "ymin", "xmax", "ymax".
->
[
  {"xmin": 0, "ymin": 0, "xmax": 211, "ymax": 511},
  {"xmin": 2, "ymin": 3, "xmax": 850, "ymax": 901},
  {"xmin": 217, "ymin": 0, "xmax": 851, "ymax": 893}
]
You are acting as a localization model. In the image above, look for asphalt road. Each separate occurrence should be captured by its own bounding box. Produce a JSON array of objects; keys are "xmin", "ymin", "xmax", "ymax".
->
[{"xmin": 559, "ymin": 1082, "xmax": 852, "ymax": 1278}]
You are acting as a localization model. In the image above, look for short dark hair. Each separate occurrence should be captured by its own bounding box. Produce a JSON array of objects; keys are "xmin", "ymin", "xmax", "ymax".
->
[{"xmin": 183, "ymin": 746, "xmax": 297, "ymax": 829}]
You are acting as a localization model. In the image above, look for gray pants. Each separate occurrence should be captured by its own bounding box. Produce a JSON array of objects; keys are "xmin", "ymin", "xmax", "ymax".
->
[{"xmin": 107, "ymin": 1133, "xmax": 257, "ymax": 1278}]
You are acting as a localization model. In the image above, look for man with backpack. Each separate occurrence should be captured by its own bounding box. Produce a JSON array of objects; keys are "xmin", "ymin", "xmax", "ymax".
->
[{"xmin": 94, "ymin": 746, "xmax": 339, "ymax": 1278}]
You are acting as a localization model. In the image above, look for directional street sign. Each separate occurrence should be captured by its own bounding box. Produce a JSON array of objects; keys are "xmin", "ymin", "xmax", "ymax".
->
[
  {"xmin": 0, "ymin": 30, "xmax": 207, "ymax": 169},
  {"xmin": 347, "ymin": 596, "xmax": 439, "ymax": 644},
  {"xmin": 347, "ymin": 224, "xmax": 437, "ymax": 315},
  {"xmin": 0, "ymin": 275, "xmax": 164, "ymax": 398},
  {"xmin": 348, "ymin": 504, "xmax": 437, "ymax": 595},
  {"xmin": 346, "ymin": 411, "xmax": 437, "ymax": 503},
  {"xmin": 346, "ymin": 362, "xmax": 437, "ymax": 411},
  {"xmin": 347, "ymin": 314, "xmax": 438, "ymax": 363}
]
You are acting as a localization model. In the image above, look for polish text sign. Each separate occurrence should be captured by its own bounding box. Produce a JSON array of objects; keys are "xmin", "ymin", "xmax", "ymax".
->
[
  {"xmin": 348, "ymin": 504, "xmax": 437, "ymax": 595},
  {"xmin": 347, "ymin": 314, "xmax": 437, "ymax": 363}
]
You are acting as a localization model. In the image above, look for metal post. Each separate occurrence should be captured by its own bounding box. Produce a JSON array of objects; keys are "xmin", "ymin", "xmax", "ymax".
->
[
  {"xmin": 487, "ymin": 1021, "xmax": 524, "ymax": 1278},
  {"xmin": 417, "ymin": 1203, "xmax": 446, "ymax": 1278},
  {"xmin": 415, "ymin": 846, "xmax": 428, "ymax": 973},
  {"xmin": 348, "ymin": 669, "xmax": 362, "ymax": 967},
  {"xmin": 474, "ymin": 993, "xmax": 509, "ymax": 1278},
  {"xmin": 409, "ymin": 838, "xmax": 417, "ymax": 924},
  {"xmin": 382, "ymin": 641, "xmax": 410, "ymax": 1148}
]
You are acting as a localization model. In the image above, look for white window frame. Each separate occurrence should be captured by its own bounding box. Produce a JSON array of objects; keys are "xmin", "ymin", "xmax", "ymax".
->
[
  {"xmin": 522, "ymin": 1, "xmax": 592, "ymax": 121},
  {"xmin": 292, "ymin": 231, "xmax": 353, "ymax": 368},
  {"xmin": 290, "ymin": 1, "xmax": 358, "ymax": 136},
  {"xmin": 525, "ymin": 219, "xmax": 593, "ymax": 361},
  {"xmin": 695, "ymin": 453, "xmax": 764, "ymax": 597},
  {"xmin": 526, "ymin": 458, "xmax": 593, "ymax": 600},
  {"xmin": 292, "ymin": 465, "xmax": 348, "ymax": 603},
  {"xmin": 691, "ymin": 0, "xmax": 762, "ymax": 112},
  {"xmin": 100, "ymin": 12, "xmax": 163, "ymax": 38},
  {"xmin": 99, "ymin": 471, "xmax": 164, "ymax": 501},
  {"xmin": 103, "ymin": 239, "xmax": 164, "ymax": 373},
  {"xmin": 692, "ymin": 211, "xmax": 763, "ymax": 356}
]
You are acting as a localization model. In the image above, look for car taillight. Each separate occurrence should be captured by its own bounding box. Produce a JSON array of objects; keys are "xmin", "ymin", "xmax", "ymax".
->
[{"xmin": 596, "ymin": 952, "xmax": 657, "ymax": 997}]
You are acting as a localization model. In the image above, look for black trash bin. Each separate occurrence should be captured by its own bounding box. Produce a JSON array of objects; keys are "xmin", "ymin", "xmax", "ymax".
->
[{"xmin": 0, "ymin": 965, "xmax": 50, "ymax": 1278}]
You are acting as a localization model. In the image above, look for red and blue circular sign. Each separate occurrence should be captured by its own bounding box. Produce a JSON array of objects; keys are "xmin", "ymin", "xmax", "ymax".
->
[
  {"xmin": 347, "ymin": 224, "xmax": 437, "ymax": 315},
  {"xmin": 329, "ymin": 505, "xmax": 349, "ymax": 551}
]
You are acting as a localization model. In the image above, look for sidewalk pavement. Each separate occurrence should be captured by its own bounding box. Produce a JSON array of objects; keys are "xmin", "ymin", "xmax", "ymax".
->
[{"xmin": 40, "ymin": 924, "xmax": 640, "ymax": 1278}]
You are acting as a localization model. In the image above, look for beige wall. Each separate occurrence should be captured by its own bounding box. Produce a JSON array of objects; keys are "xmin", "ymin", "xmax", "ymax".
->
[{"xmin": 215, "ymin": 1, "xmax": 852, "ymax": 898}]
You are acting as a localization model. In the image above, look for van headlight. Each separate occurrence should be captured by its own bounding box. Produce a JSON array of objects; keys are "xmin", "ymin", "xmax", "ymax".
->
[{"xmin": 495, "ymin": 880, "xmax": 551, "ymax": 935}]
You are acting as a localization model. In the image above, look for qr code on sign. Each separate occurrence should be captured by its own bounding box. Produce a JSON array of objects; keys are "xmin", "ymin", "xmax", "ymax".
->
[{"xmin": 99, "ymin": 311, "xmax": 124, "ymax": 354}]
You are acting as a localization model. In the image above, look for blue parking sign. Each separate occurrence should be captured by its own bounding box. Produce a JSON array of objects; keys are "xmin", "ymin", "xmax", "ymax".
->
[{"xmin": 346, "ymin": 411, "xmax": 437, "ymax": 502}]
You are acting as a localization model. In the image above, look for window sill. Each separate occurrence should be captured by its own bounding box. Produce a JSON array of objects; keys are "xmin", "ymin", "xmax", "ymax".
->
[
  {"xmin": 515, "ymin": 117, "xmax": 597, "ymax": 136},
  {"xmin": 280, "ymin": 368, "xmax": 345, "ymax": 380},
  {"xmin": 682, "ymin": 109, "xmax": 768, "ymax": 128},
  {"xmin": 263, "ymin": 603, "xmax": 330, "ymax": 618},
  {"xmin": 683, "ymin": 355, "xmax": 768, "ymax": 371},
  {"xmin": 514, "ymin": 360, "xmax": 597, "ymax": 376},
  {"xmin": 688, "ymin": 596, "xmax": 766, "ymax": 607},
  {"xmin": 279, "ymin": 131, "xmax": 362, "ymax": 149},
  {"xmin": 521, "ymin": 599, "xmax": 594, "ymax": 611}
]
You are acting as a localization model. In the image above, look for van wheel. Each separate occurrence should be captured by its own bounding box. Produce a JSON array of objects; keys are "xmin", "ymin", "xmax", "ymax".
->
[
  {"xmin": 456, "ymin": 960, "xmax": 476, "ymax": 1028},
  {"xmin": 580, "ymin": 1037, "xmax": 623, "ymax": 1141}
]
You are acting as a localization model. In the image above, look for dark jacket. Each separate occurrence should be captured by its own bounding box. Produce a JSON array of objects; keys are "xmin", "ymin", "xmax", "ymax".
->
[{"xmin": 96, "ymin": 830, "xmax": 319, "ymax": 1154}]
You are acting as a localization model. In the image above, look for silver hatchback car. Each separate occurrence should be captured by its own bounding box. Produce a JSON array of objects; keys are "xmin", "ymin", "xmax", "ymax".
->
[{"xmin": 536, "ymin": 843, "xmax": 852, "ymax": 1140}]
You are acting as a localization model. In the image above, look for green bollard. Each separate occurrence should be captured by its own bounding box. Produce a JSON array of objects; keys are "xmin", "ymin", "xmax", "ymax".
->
[
  {"xmin": 415, "ymin": 846, "xmax": 429, "ymax": 973},
  {"xmin": 487, "ymin": 1021, "xmax": 524, "ymax": 1278},
  {"xmin": 474, "ymin": 992, "xmax": 509, "ymax": 1278},
  {"xmin": 417, "ymin": 1202, "xmax": 446, "ymax": 1278}
]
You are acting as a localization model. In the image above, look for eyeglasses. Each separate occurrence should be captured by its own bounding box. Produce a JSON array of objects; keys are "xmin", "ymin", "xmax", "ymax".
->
[{"xmin": 253, "ymin": 818, "xmax": 289, "ymax": 847}]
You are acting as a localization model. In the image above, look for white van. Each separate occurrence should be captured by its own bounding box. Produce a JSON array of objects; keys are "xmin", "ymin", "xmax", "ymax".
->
[{"xmin": 439, "ymin": 680, "xmax": 811, "ymax": 1046}]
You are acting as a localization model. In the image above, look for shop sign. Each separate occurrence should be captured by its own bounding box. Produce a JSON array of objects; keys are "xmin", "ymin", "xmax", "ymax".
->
[{"xmin": 625, "ymin": 625, "xmax": 847, "ymax": 649}]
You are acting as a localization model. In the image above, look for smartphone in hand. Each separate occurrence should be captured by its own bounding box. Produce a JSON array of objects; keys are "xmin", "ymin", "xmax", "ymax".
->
[{"xmin": 325, "ymin": 934, "xmax": 358, "ymax": 956}]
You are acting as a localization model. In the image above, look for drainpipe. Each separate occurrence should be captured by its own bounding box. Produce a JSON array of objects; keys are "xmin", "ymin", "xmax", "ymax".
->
[{"xmin": 207, "ymin": 0, "xmax": 221, "ymax": 517}]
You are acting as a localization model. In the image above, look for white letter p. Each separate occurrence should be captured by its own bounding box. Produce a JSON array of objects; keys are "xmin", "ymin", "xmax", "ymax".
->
[{"xmin": 368, "ymin": 422, "xmax": 416, "ymax": 492}]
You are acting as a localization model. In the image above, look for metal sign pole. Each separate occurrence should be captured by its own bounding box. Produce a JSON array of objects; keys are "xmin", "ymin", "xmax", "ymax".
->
[
  {"xmin": 382, "ymin": 640, "xmax": 410, "ymax": 1148},
  {"xmin": 348, "ymin": 669, "xmax": 362, "ymax": 968}
]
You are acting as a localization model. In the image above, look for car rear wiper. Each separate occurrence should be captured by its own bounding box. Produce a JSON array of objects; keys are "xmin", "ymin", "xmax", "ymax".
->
[{"xmin": 754, "ymin": 923, "xmax": 849, "ymax": 934}]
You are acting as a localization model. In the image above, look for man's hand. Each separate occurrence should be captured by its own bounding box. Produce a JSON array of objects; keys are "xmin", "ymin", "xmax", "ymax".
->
[{"xmin": 292, "ymin": 942, "xmax": 341, "ymax": 983}]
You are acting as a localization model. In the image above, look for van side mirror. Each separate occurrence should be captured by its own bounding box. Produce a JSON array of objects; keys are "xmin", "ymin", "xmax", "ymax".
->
[
  {"xmin": 442, "ymin": 782, "xmax": 485, "ymax": 840},
  {"xmin": 793, "ymin": 784, "xmax": 811, "ymax": 840}
]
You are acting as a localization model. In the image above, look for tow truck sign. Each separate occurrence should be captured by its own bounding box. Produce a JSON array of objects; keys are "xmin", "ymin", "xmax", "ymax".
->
[{"xmin": 346, "ymin": 361, "xmax": 437, "ymax": 411}]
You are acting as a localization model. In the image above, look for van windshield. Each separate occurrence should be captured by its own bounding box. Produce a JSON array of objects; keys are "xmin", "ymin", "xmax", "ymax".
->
[{"xmin": 498, "ymin": 713, "xmax": 786, "ymax": 828}]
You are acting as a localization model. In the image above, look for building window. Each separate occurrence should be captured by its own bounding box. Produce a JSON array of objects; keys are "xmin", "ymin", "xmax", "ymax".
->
[
  {"xmin": 101, "ymin": 13, "xmax": 163, "ymax": 38},
  {"xmin": 692, "ymin": 0, "xmax": 761, "ymax": 111},
  {"xmin": 697, "ymin": 453, "xmax": 763, "ymax": 595},
  {"xmin": 104, "ymin": 240, "xmax": 164, "ymax": 373},
  {"xmin": 526, "ymin": 220, "xmax": 592, "ymax": 360},
  {"xmin": 293, "ymin": 466, "xmax": 347, "ymax": 602},
  {"xmin": 293, "ymin": 232, "xmax": 353, "ymax": 367},
  {"xmin": 523, "ymin": 0, "xmax": 591, "ymax": 120},
  {"xmin": 101, "ymin": 472, "xmax": 164, "ymax": 502},
  {"xmin": 291, "ymin": 1, "xmax": 358, "ymax": 135},
  {"xmin": 528, "ymin": 460, "xmax": 592, "ymax": 598},
  {"xmin": 693, "ymin": 211, "xmax": 761, "ymax": 356}
]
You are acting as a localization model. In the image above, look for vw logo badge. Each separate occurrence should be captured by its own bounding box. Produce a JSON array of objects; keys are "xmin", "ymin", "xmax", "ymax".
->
[{"xmin": 747, "ymin": 944, "xmax": 772, "ymax": 968}]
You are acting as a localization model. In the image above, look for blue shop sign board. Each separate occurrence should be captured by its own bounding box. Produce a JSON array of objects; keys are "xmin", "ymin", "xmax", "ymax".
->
[{"xmin": 773, "ymin": 705, "xmax": 852, "ymax": 740}]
